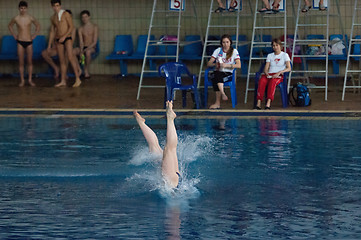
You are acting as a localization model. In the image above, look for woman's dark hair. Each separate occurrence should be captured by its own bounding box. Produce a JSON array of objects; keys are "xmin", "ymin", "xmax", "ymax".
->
[
  {"xmin": 19, "ymin": 1, "xmax": 28, "ymax": 8},
  {"xmin": 220, "ymin": 34, "xmax": 234, "ymax": 60},
  {"xmin": 272, "ymin": 38, "xmax": 282, "ymax": 46}
]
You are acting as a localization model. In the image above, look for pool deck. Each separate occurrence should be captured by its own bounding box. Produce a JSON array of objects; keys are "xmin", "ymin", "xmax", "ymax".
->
[{"xmin": 0, "ymin": 74, "xmax": 360, "ymax": 117}]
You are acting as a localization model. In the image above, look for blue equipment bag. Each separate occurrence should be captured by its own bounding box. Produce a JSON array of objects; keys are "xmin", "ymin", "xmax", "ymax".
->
[{"xmin": 289, "ymin": 83, "xmax": 311, "ymax": 107}]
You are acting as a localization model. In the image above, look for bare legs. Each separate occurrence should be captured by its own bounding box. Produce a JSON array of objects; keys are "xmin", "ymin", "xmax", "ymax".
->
[
  {"xmin": 84, "ymin": 49, "xmax": 95, "ymax": 78},
  {"xmin": 55, "ymin": 40, "xmax": 82, "ymax": 88},
  {"xmin": 162, "ymin": 101, "xmax": 179, "ymax": 188},
  {"xmin": 42, "ymin": 48, "xmax": 59, "ymax": 80},
  {"xmin": 17, "ymin": 44, "xmax": 35, "ymax": 87},
  {"xmin": 133, "ymin": 110, "xmax": 163, "ymax": 155},
  {"xmin": 218, "ymin": 82, "xmax": 228, "ymax": 101},
  {"xmin": 134, "ymin": 101, "xmax": 180, "ymax": 188},
  {"xmin": 216, "ymin": 0, "xmax": 225, "ymax": 9},
  {"xmin": 210, "ymin": 83, "xmax": 228, "ymax": 109}
]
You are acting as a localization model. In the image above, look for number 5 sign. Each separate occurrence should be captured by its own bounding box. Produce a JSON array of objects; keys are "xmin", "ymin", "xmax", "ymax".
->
[
  {"xmin": 226, "ymin": 0, "xmax": 242, "ymax": 11},
  {"xmin": 170, "ymin": 0, "xmax": 185, "ymax": 11}
]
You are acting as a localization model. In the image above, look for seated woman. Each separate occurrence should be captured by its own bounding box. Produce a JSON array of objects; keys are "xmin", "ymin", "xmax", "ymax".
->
[
  {"xmin": 256, "ymin": 38, "xmax": 291, "ymax": 110},
  {"xmin": 134, "ymin": 101, "xmax": 180, "ymax": 189},
  {"xmin": 207, "ymin": 34, "xmax": 241, "ymax": 109}
]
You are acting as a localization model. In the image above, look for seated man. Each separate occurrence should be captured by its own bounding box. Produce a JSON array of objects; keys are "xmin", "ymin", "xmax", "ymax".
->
[{"xmin": 73, "ymin": 10, "xmax": 98, "ymax": 79}]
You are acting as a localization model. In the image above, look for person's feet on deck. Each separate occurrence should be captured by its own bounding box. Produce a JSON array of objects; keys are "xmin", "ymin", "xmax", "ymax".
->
[{"xmin": 72, "ymin": 78, "xmax": 82, "ymax": 87}]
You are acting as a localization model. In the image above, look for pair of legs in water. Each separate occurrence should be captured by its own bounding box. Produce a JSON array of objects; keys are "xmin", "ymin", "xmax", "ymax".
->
[{"xmin": 134, "ymin": 101, "xmax": 180, "ymax": 188}]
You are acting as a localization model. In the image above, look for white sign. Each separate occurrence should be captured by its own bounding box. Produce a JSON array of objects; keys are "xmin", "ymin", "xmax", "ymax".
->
[
  {"xmin": 269, "ymin": 0, "xmax": 284, "ymax": 11},
  {"xmin": 313, "ymin": 0, "xmax": 328, "ymax": 8},
  {"xmin": 169, "ymin": 0, "xmax": 185, "ymax": 11},
  {"xmin": 226, "ymin": 0, "xmax": 242, "ymax": 11}
]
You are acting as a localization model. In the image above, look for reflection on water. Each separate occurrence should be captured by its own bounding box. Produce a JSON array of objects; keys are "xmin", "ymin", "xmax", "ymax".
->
[{"xmin": 0, "ymin": 117, "xmax": 361, "ymax": 239}]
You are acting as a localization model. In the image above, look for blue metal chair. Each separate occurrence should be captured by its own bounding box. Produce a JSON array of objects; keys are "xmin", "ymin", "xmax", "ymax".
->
[
  {"xmin": 253, "ymin": 62, "xmax": 290, "ymax": 108},
  {"xmin": 158, "ymin": 44, "xmax": 177, "ymax": 57},
  {"xmin": 328, "ymin": 34, "xmax": 348, "ymax": 74},
  {"xmin": 131, "ymin": 35, "xmax": 156, "ymax": 59},
  {"xmin": 352, "ymin": 35, "xmax": 361, "ymax": 61},
  {"xmin": 32, "ymin": 35, "xmax": 47, "ymax": 60},
  {"xmin": 252, "ymin": 34, "xmax": 273, "ymax": 57},
  {"xmin": 204, "ymin": 67, "xmax": 237, "ymax": 108},
  {"xmin": 158, "ymin": 62, "xmax": 200, "ymax": 109},
  {"xmin": 0, "ymin": 35, "xmax": 18, "ymax": 60},
  {"xmin": 105, "ymin": 35, "xmax": 134, "ymax": 76},
  {"xmin": 179, "ymin": 35, "xmax": 202, "ymax": 60}
]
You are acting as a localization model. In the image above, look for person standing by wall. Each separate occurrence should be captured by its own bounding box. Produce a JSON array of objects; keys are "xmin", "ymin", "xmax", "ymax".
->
[{"xmin": 8, "ymin": 1, "xmax": 40, "ymax": 87}]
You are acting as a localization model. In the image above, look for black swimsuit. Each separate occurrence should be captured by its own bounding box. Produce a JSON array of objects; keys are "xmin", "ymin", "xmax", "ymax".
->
[
  {"xmin": 56, "ymin": 36, "xmax": 72, "ymax": 45},
  {"xmin": 175, "ymin": 172, "xmax": 182, "ymax": 189},
  {"xmin": 17, "ymin": 40, "xmax": 33, "ymax": 49}
]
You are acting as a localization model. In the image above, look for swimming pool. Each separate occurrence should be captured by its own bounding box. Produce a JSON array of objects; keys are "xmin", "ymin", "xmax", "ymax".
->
[{"xmin": 0, "ymin": 115, "xmax": 360, "ymax": 239}]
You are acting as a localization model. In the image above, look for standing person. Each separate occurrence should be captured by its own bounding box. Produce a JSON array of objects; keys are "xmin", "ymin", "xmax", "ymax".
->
[
  {"xmin": 256, "ymin": 38, "xmax": 291, "ymax": 110},
  {"xmin": 215, "ymin": 0, "xmax": 237, "ymax": 12},
  {"xmin": 48, "ymin": 0, "xmax": 81, "ymax": 87},
  {"xmin": 207, "ymin": 34, "xmax": 241, "ymax": 109},
  {"xmin": 134, "ymin": 101, "xmax": 180, "ymax": 189},
  {"xmin": 42, "ymin": 9, "xmax": 77, "ymax": 81},
  {"xmin": 302, "ymin": 0, "xmax": 326, "ymax": 12},
  {"xmin": 258, "ymin": 0, "xmax": 281, "ymax": 13},
  {"xmin": 73, "ymin": 10, "xmax": 99, "ymax": 79},
  {"xmin": 8, "ymin": 1, "xmax": 40, "ymax": 87}
]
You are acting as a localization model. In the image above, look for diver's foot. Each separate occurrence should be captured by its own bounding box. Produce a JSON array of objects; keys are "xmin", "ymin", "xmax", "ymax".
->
[
  {"xmin": 19, "ymin": 81, "xmax": 25, "ymax": 87},
  {"xmin": 133, "ymin": 110, "xmax": 146, "ymax": 124},
  {"xmin": 166, "ymin": 101, "xmax": 176, "ymax": 119},
  {"xmin": 72, "ymin": 79, "xmax": 82, "ymax": 88}
]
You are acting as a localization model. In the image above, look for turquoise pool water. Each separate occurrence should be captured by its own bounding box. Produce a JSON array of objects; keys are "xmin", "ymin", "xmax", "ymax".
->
[{"xmin": 0, "ymin": 116, "xmax": 360, "ymax": 239}]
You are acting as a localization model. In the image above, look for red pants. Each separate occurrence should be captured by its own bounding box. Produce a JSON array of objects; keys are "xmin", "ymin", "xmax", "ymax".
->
[{"xmin": 257, "ymin": 73, "xmax": 283, "ymax": 102}]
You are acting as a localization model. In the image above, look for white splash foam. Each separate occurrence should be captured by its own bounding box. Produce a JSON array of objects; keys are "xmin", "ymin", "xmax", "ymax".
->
[
  {"xmin": 126, "ymin": 134, "xmax": 212, "ymax": 201},
  {"xmin": 129, "ymin": 146, "xmax": 162, "ymax": 166}
]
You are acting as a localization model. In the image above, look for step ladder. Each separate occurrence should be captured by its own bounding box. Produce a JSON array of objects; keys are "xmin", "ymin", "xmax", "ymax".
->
[
  {"xmin": 198, "ymin": 0, "xmax": 253, "ymax": 88},
  {"xmin": 342, "ymin": 0, "xmax": 361, "ymax": 101},
  {"xmin": 137, "ymin": 0, "xmax": 202, "ymax": 100},
  {"xmin": 288, "ymin": 0, "xmax": 334, "ymax": 101},
  {"xmin": 244, "ymin": 0, "xmax": 287, "ymax": 103}
]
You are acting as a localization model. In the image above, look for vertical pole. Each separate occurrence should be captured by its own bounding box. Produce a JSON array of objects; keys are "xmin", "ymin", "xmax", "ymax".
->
[
  {"xmin": 244, "ymin": 0, "xmax": 259, "ymax": 103},
  {"xmin": 198, "ymin": 0, "xmax": 214, "ymax": 87},
  {"xmin": 342, "ymin": 0, "xmax": 358, "ymax": 101},
  {"xmin": 325, "ymin": 0, "xmax": 330, "ymax": 101},
  {"xmin": 137, "ymin": 0, "xmax": 157, "ymax": 100},
  {"xmin": 288, "ymin": 0, "xmax": 301, "ymax": 93}
]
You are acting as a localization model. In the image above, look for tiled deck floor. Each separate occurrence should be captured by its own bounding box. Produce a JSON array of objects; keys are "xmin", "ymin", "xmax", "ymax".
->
[{"xmin": 0, "ymin": 75, "xmax": 360, "ymax": 111}]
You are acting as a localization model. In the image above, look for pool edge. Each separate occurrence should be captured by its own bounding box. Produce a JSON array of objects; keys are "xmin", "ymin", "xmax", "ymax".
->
[{"xmin": 1, "ymin": 108, "xmax": 361, "ymax": 118}]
